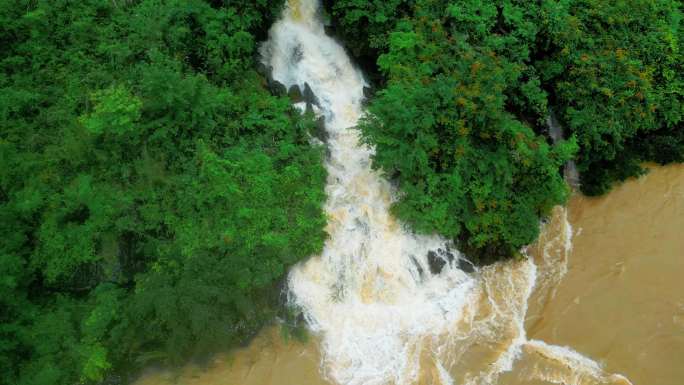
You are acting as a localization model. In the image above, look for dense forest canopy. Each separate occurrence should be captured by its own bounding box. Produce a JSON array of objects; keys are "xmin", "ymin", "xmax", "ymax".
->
[
  {"xmin": 0, "ymin": 0, "xmax": 682, "ymax": 384},
  {"xmin": 1, "ymin": 1, "xmax": 327, "ymax": 384},
  {"xmin": 327, "ymin": 0, "xmax": 682, "ymax": 258}
]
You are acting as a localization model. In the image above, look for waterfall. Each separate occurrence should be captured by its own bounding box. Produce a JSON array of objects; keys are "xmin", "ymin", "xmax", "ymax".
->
[
  {"xmin": 260, "ymin": 1, "xmax": 631, "ymax": 384},
  {"xmin": 547, "ymin": 108, "xmax": 581, "ymax": 189}
]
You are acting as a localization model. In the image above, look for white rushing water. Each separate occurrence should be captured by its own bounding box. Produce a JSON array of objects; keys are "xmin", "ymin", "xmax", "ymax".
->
[{"xmin": 260, "ymin": 2, "xmax": 633, "ymax": 384}]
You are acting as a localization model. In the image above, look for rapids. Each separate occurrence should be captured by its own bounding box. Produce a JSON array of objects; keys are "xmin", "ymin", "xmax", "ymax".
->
[
  {"xmin": 134, "ymin": 161, "xmax": 684, "ymax": 385},
  {"xmin": 134, "ymin": 1, "xmax": 682, "ymax": 384},
  {"xmin": 259, "ymin": 1, "xmax": 474, "ymax": 383},
  {"xmin": 256, "ymin": 1, "xmax": 627, "ymax": 383}
]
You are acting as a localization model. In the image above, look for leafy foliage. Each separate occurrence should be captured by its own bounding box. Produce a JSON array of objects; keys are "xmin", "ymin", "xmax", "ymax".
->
[
  {"xmin": 329, "ymin": 0, "xmax": 683, "ymax": 256},
  {"xmin": 358, "ymin": 1, "xmax": 574, "ymax": 261},
  {"xmin": 0, "ymin": 0, "xmax": 326, "ymax": 383},
  {"xmin": 326, "ymin": 0, "xmax": 409, "ymax": 58},
  {"xmin": 538, "ymin": 0, "xmax": 683, "ymax": 195}
]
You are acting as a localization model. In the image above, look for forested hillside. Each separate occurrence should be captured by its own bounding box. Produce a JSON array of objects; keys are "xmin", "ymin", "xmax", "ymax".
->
[
  {"xmin": 327, "ymin": 0, "xmax": 683, "ymax": 260},
  {"xmin": 0, "ymin": 1, "xmax": 327, "ymax": 384}
]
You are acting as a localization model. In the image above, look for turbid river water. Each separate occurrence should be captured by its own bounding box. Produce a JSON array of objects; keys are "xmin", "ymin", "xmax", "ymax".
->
[
  {"xmin": 135, "ymin": 1, "xmax": 683, "ymax": 383},
  {"xmin": 134, "ymin": 163, "xmax": 684, "ymax": 385}
]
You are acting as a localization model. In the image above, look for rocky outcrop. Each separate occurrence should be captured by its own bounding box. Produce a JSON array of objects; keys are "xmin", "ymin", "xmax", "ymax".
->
[
  {"xmin": 427, "ymin": 247, "xmax": 474, "ymax": 274},
  {"xmin": 314, "ymin": 115, "xmax": 328, "ymax": 143},
  {"xmin": 427, "ymin": 248, "xmax": 454, "ymax": 274},
  {"xmin": 288, "ymin": 84, "xmax": 303, "ymax": 102},
  {"xmin": 302, "ymin": 82, "xmax": 319, "ymax": 107}
]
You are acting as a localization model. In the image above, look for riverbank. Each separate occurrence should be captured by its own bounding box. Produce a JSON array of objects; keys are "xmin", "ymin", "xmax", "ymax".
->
[
  {"xmin": 519, "ymin": 163, "xmax": 684, "ymax": 385},
  {"xmin": 134, "ymin": 164, "xmax": 684, "ymax": 385}
]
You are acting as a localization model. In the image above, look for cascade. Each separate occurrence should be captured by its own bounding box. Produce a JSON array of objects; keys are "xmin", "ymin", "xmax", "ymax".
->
[{"xmin": 260, "ymin": 2, "xmax": 632, "ymax": 384}]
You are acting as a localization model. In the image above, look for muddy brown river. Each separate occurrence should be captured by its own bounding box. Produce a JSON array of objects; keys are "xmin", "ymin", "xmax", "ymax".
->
[
  {"xmin": 135, "ymin": 164, "xmax": 684, "ymax": 385},
  {"xmin": 510, "ymin": 163, "xmax": 684, "ymax": 385}
]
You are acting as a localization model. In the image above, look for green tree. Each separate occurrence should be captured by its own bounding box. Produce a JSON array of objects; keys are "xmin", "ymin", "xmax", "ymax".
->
[
  {"xmin": 362, "ymin": 9, "xmax": 574, "ymax": 261},
  {"xmin": 538, "ymin": 0, "xmax": 683, "ymax": 194},
  {"xmin": 0, "ymin": 0, "xmax": 326, "ymax": 383},
  {"xmin": 330, "ymin": 0, "xmax": 683, "ymax": 255}
]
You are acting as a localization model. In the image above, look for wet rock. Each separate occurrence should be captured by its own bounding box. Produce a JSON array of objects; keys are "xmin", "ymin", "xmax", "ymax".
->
[
  {"xmin": 440, "ymin": 247, "xmax": 456, "ymax": 263},
  {"xmin": 260, "ymin": 63, "xmax": 287, "ymax": 96},
  {"xmin": 269, "ymin": 78, "xmax": 287, "ymax": 96},
  {"xmin": 361, "ymin": 85, "xmax": 375, "ymax": 108},
  {"xmin": 303, "ymin": 82, "xmax": 319, "ymax": 107},
  {"xmin": 410, "ymin": 255, "xmax": 424, "ymax": 278},
  {"xmin": 427, "ymin": 250, "xmax": 447, "ymax": 275},
  {"xmin": 363, "ymin": 85, "xmax": 374, "ymax": 100},
  {"xmin": 288, "ymin": 84, "xmax": 303, "ymax": 103},
  {"xmin": 256, "ymin": 61, "xmax": 270, "ymax": 77},
  {"xmin": 546, "ymin": 107, "xmax": 580, "ymax": 190},
  {"xmin": 457, "ymin": 258, "xmax": 475, "ymax": 274},
  {"xmin": 427, "ymin": 247, "xmax": 461, "ymax": 275},
  {"xmin": 257, "ymin": 61, "xmax": 287, "ymax": 97},
  {"xmin": 314, "ymin": 115, "xmax": 329, "ymax": 143}
]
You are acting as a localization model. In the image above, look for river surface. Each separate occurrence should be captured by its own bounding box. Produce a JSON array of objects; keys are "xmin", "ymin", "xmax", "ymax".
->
[
  {"xmin": 137, "ymin": 165, "xmax": 684, "ymax": 385},
  {"xmin": 135, "ymin": 1, "xmax": 683, "ymax": 383},
  {"xmin": 134, "ymin": 163, "xmax": 684, "ymax": 385}
]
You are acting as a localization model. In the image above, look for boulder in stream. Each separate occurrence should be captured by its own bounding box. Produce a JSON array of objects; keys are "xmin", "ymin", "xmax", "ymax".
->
[
  {"xmin": 457, "ymin": 258, "xmax": 475, "ymax": 274},
  {"xmin": 427, "ymin": 248, "xmax": 455, "ymax": 274},
  {"xmin": 427, "ymin": 251, "xmax": 446, "ymax": 275},
  {"xmin": 269, "ymin": 78, "xmax": 287, "ymax": 96},
  {"xmin": 363, "ymin": 85, "xmax": 374, "ymax": 100},
  {"xmin": 427, "ymin": 247, "xmax": 474, "ymax": 274},
  {"xmin": 288, "ymin": 84, "xmax": 303, "ymax": 103},
  {"xmin": 314, "ymin": 115, "xmax": 328, "ymax": 143},
  {"xmin": 409, "ymin": 255, "xmax": 425, "ymax": 280},
  {"xmin": 303, "ymin": 82, "xmax": 319, "ymax": 107}
]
